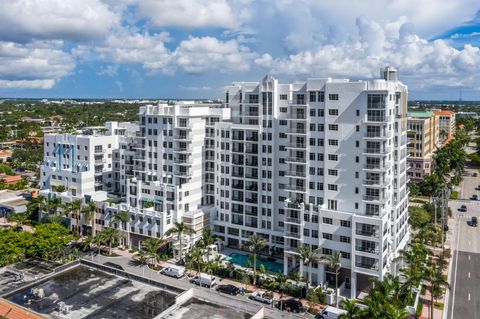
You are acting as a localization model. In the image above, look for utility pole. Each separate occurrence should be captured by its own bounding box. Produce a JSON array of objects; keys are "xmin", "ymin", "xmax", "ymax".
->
[{"xmin": 434, "ymin": 197, "xmax": 437, "ymax": 226}]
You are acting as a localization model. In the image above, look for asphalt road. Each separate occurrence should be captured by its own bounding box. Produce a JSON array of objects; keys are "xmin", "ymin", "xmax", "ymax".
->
[{"xmin": 447, "ymin": 165, "xmax": 480, "ymax": 319}]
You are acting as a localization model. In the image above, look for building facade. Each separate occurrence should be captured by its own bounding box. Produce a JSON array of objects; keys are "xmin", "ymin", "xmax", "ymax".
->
[
  {"xmin": 212, "ymin": 67, "xmax": 409, "ymax": 298},
  {"xmin": 433, "ymin": 110, "xmax": 455, "ymax": 144},
  {"xmin": 406, "ymin": 111, "xmax": 439, "ymax": 182}
]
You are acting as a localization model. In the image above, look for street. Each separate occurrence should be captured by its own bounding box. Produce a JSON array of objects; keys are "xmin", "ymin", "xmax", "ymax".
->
[{"xmin": 447, "ymin": 165, "xmax": 480, "ymax": 319}]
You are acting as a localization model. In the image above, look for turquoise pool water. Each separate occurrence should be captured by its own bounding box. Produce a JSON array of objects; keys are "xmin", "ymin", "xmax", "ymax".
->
[{"xmin": 227, "ymin": 253, "xmax": 283, "ymax": 274}]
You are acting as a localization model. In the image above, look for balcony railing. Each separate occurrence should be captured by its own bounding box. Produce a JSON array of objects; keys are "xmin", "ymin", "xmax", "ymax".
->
[
  {"xmin": 285, "ymin": 170, "xmax": 307, "ymax": 178},
  {"xmin": 356, "ymin": 229, "xmax": 379, "ymax": 238},
  {"xmin": 355, "ymin": 246, "xmax": 379, "ymax": 254},
  {"xmin": 287, "ymin": 128, "xmax": 307, "ymax": 134},
  {"xmin": 285, "ymin": 184, "xmax": 306, "ymax": 192},
  {"xmin": 285, "ymin": 217, "xmax": 301, "ymax": 224},
  {"xmin": 286, "ymin": 143, "xmax": 306, "ymax": 149},
  {"xmin": 285, "ymin": 157, "xmax": 307, "ymax": 164},
  {"xmin": 285, "ymin": 232, "xmax": 301, "ymax": 239},
  {"xmin": 364, "ymin": 131, "xmax": 392, "ymax": 139},
  {"xmin": 289, "ymin": 113, "xmax": 307, "ymax": 120},
  {"xmin": 355, "ymin": 262, "xmax": 379, "ymax": 271},
  {"xmin": 363, "ymin": 195, "xmax": 385, "ymax": 202}
]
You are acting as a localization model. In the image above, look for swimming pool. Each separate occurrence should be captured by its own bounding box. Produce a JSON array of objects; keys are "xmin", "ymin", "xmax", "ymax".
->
[{"xmin": 227, "ymin": 253, "xmax": 283, "ymax": 274}]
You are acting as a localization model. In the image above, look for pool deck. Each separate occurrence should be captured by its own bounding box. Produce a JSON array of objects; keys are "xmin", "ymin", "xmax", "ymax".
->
[{"xmin": 220, "ymin": 247, "xmax": 284, "ymax": 274}]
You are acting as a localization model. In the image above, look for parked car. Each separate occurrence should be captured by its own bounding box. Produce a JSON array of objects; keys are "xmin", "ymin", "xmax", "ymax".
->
[
  {"xmin": 471, "ymin": 194, "xmax": 478, "ymax": 201},
  {"xmin": 14, "ymin": 226, "xmax": 23, "ymax": 232},
  {"xmin": 277, "ymin": 298, "xmax": 303, "ymax": 313},
  {"xmin": 476, "ymin": 185, "xmax": 480, "ymax": 191},
  {"xmin": 191, "ymin": 273, "xmax": 216, "ymax": 288},
  {"xmin": 161, "ymin": 266, "xmax": 185, "ymax": 279},
  {"xmin": 315, "ymin": 306, "xmax": 348, "ymax": 319},
  {"xmin": 216, "ymin": 284, "xmax": 240, "ymax": 295},
  {"xmin": 459, "ymin": 205, "xmax": 468, "ymax": 212},
  {"xmin": 249, "ymin": 291, "xmax": 273, "ymax": 304},
  {"xmin": 473, "ymin": 172, "xmax": 478, "ymax": 177},
  {"xmin": 471, "ymin": 216, "xmax": 478, "ymax": 227}
]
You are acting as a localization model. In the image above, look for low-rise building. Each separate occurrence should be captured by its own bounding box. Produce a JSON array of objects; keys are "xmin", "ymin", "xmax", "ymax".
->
[{"xmin": 0, "ymin": 150, "xmax": 12, "ymax": 163}]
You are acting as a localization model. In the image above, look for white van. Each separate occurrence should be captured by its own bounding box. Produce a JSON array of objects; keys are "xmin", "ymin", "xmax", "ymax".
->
[
  {"xmin": 161, "ymin": 266, "xmax": 185, "ymax": 279},
  {"xmin": 191, "ymin": 273, "xmax": 216, "ymax": 288},
  {"xmin": 316, "ymin": 306, "xmax": 347, "ymax": 319}
]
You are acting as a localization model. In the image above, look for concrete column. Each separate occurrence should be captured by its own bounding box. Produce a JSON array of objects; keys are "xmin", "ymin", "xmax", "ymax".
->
[
  {"xmin": 317, "ymin": 263, "xmax": 325, "ymax": 286},
  {"xmin": 299, "ymin": 261, "xmax": 304, "ymax": 278},
  {"xmin": 350, "ymin": 271, "xmax": 357, "ymax": 299},
  {"xmin": 283, "ymin": 254, "xmax": 289, "ymax": 275}
]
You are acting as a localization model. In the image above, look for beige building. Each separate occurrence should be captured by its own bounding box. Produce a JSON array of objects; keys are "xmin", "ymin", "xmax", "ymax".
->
[
  {"xmin": 433, "ymin": 110, "xmax": 455, "ymax": 144},
  {"xmin": 407, "ymin": 111, "xmax": 439, "ymax": 182}
]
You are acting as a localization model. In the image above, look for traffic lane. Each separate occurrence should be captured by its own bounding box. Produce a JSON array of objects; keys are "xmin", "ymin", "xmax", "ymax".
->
[
  {"xmin": 451, "ymin": 251, "xmax": 480, "ymax": 319},
  {"xmin": 460, "ymin": 168, "xmax": 479, "ymax": 200}
]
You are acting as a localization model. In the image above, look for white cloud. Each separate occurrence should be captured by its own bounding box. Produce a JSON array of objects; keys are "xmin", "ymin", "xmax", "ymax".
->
[
  {"xmin": 0, "ymin": 0, "xmax": 118, "ymax": 42},
  {"xmin": 261, "ymin": 16, "xmax": 480, "ymax": 91},
  {"xmin": 134, "ymin": 0, "xmax": 238, "ymax": 29},
  {"xmin": 96, "ymin": 31, "xmax": 173, "ymax": 73},
  {"xmin": 97, "ymin": 65, "xmax": 118, "ymax": 76},
  {"xmin": 178, "ymin": 85, "xmax": 213, "ymax": 91},
  {"xmin": 173, "ymin": 36, "xmax": 257, "ymax": 73},
  {"xmin": 0, "ymin": 79, "xmax": 55, "ymax": 89},
  {"xmin": 0, "ymin": 40, "xmax": 75, "ymax": 89}
]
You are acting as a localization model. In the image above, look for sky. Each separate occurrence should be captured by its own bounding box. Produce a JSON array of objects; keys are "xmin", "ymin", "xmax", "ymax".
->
[{"xmin": 0, "ymin": 0, "xmax": 480, "ymax": 100}]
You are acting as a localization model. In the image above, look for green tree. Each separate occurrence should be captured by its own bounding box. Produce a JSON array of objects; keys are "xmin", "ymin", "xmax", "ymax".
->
[
  {"xmin": 81, "ymin": 201, "xmax": 97, "ymax": 237},
  {"xmin": 142, "ymin": 237, "xmax": 165, "ymax": 265},
  {"xmin": 339, "ymin": 299, "xmax": 361, "ymax": 319},
  {"xmin": 321, "ymin": 251, "xmax": 342, "ymax": 308},
  {"xmin": 244, "ymin": 234, "xmax": 267, "ymax": 285},
  {"xmin": 187, "ymin": 246, "xmax": 205, "ymax": 278},
  {"xmin": 98, "ymin": 227, "xmax": 121, "ymax": 255},
  {"xmin": 111, "ymin": 210, "xmax": 129, "ymax": 248},
  {"xmin": 200, "ymin": 228, "xmax": 218, "ymax": 263},
  {"xmin": 298, "ymin": 244, "xmax": 318, "ymax": 296},
  {"xmin": 166, "ymin": 221, "xmax": 193, "ymax": 262}
]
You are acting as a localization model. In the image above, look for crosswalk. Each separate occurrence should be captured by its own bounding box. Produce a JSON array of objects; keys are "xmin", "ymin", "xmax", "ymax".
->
[
  {"xmin": 450, "ymin": 200, "xmax": 480, "ymax": 206},
  {"xmin": 455, "ymin": 214, "xmax": 477, "ymax": 220}
]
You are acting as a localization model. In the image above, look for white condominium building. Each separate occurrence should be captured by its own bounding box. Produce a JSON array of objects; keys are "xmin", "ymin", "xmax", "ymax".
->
[
  {"xmin": 40, "ymin": 122, "xmax": 133, "ymax": 201},
  {"xmin": 105, "ymin": 102, "xmax": 230, "ymax": 249},
  {"xmin": 212, "ymin": 67, "xmax": 409, "ymax": 298}
]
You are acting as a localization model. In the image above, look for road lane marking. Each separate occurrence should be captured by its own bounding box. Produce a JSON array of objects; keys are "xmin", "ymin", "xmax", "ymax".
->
[
  {"xmin": 469, "ymin": 272, "xmax": 471, "ymax": 278},
  {"xmin": 469, "ymin": 255, "xmax": 471, "ymax": 261},
  {"xmin": 469, "ymin": 293, "xmax": 471, "ymax": 301}
]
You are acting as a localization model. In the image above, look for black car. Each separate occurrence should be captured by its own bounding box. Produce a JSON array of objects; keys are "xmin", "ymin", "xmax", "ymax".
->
[
  {"xmin": 471, "ymin": 195, "xmax": 478, "ymax": 201},
  {"xmin": 277, "ymin": 299, "xmax": 303, "ymax": 313},
  {"xmin": 216, "ymin": 284, "xmax": 240, "ymax": 295},
  {"xmin": 14, "ymin": 226, "xmax": 23, "ymax": 232},
  {"xmin": 459, "ymin": 205, "xmax": 468, "ymax": 212},
  {"xmin": 472, "ymin": 216, "xmax": 478, "ymax": 227}
]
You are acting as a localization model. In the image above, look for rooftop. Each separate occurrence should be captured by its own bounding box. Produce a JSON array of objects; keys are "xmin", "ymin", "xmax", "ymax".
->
[
  {"xmin": 4, "ymin": 264, "xmax": 177, "ymax": 319},
  {"xmin": 0, "ymin": 299, "xmax": 45, "ymax": 319},
  {"xmin": 408, "ymin": 110, "xmax": 434, "ymax": 118},
  {"xmin": 433, "ymin": 110, "xmax": 454, "ymax": 116}
]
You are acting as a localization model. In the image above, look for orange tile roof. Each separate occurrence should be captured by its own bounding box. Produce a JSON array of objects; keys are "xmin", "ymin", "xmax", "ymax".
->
[
  {"xmin": 433, "ymin": 110, "xmax": 454, "ymax": 116},
  {"xmin": 0, "ymin": 299, "xmax": 45, "ymax": 319},
  {"xmin": 0, "ymin": 175, "xmax": 23, "ymax": 184},
  {"xmin": 0, "ymin": 150, "xmax": 13, "ymax": 157}
]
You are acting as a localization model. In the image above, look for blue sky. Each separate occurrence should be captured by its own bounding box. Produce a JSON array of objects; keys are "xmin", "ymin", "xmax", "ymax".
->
[{"xmin": 0, "ymin": 1, "xmax": 480, "ymax": 100}]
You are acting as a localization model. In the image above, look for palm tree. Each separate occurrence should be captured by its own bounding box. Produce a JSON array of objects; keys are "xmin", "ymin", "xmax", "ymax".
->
[
  {"xmin": 98, "ymin": 227, "xmax": 121, "ymax": 255},
  {"xmin": 142, "ymin": 237, "xmax": 165, "ymax": 266},
  {"xmin": 134, "ymin": 249, "xmax": 150, "ymax": 265},
  {"xmin": 187, "ymin": 246, "xmax": 204, "ymax": 279},
  {"xmin": 111, "ymin": 211, "xmax": 129, "ymax": 248},
  {"xmin": 69, "ymin": 199, "xmax": 82, "ymax": 234},
  {"xmin": 244, "ymin": 234, "xmax": 267, "ymax": 285},
  {"xmin": 200, "ymin": 228, "xmax": 218, "ymax": 263},
  {"xmin": 321, "ymin": 251, "xmax": 342, "ymax": 307},
  {"xmin": 427, "ymin": 259, "xmax": 449, "ymax": 319},
  {"xmin": 298, "ymin": 244, "xmax": 318, "ymax": 296},
  {"xmin": 82, "ymin": 201, "xmax": 97, "ymax": 237},
  {"xmin": 339, "ymin": 299, "xmax": 361, "ymax": 319},
  {"xmin": 166, "ymin": 221, "xmax": 193, "ymax": 262}
]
